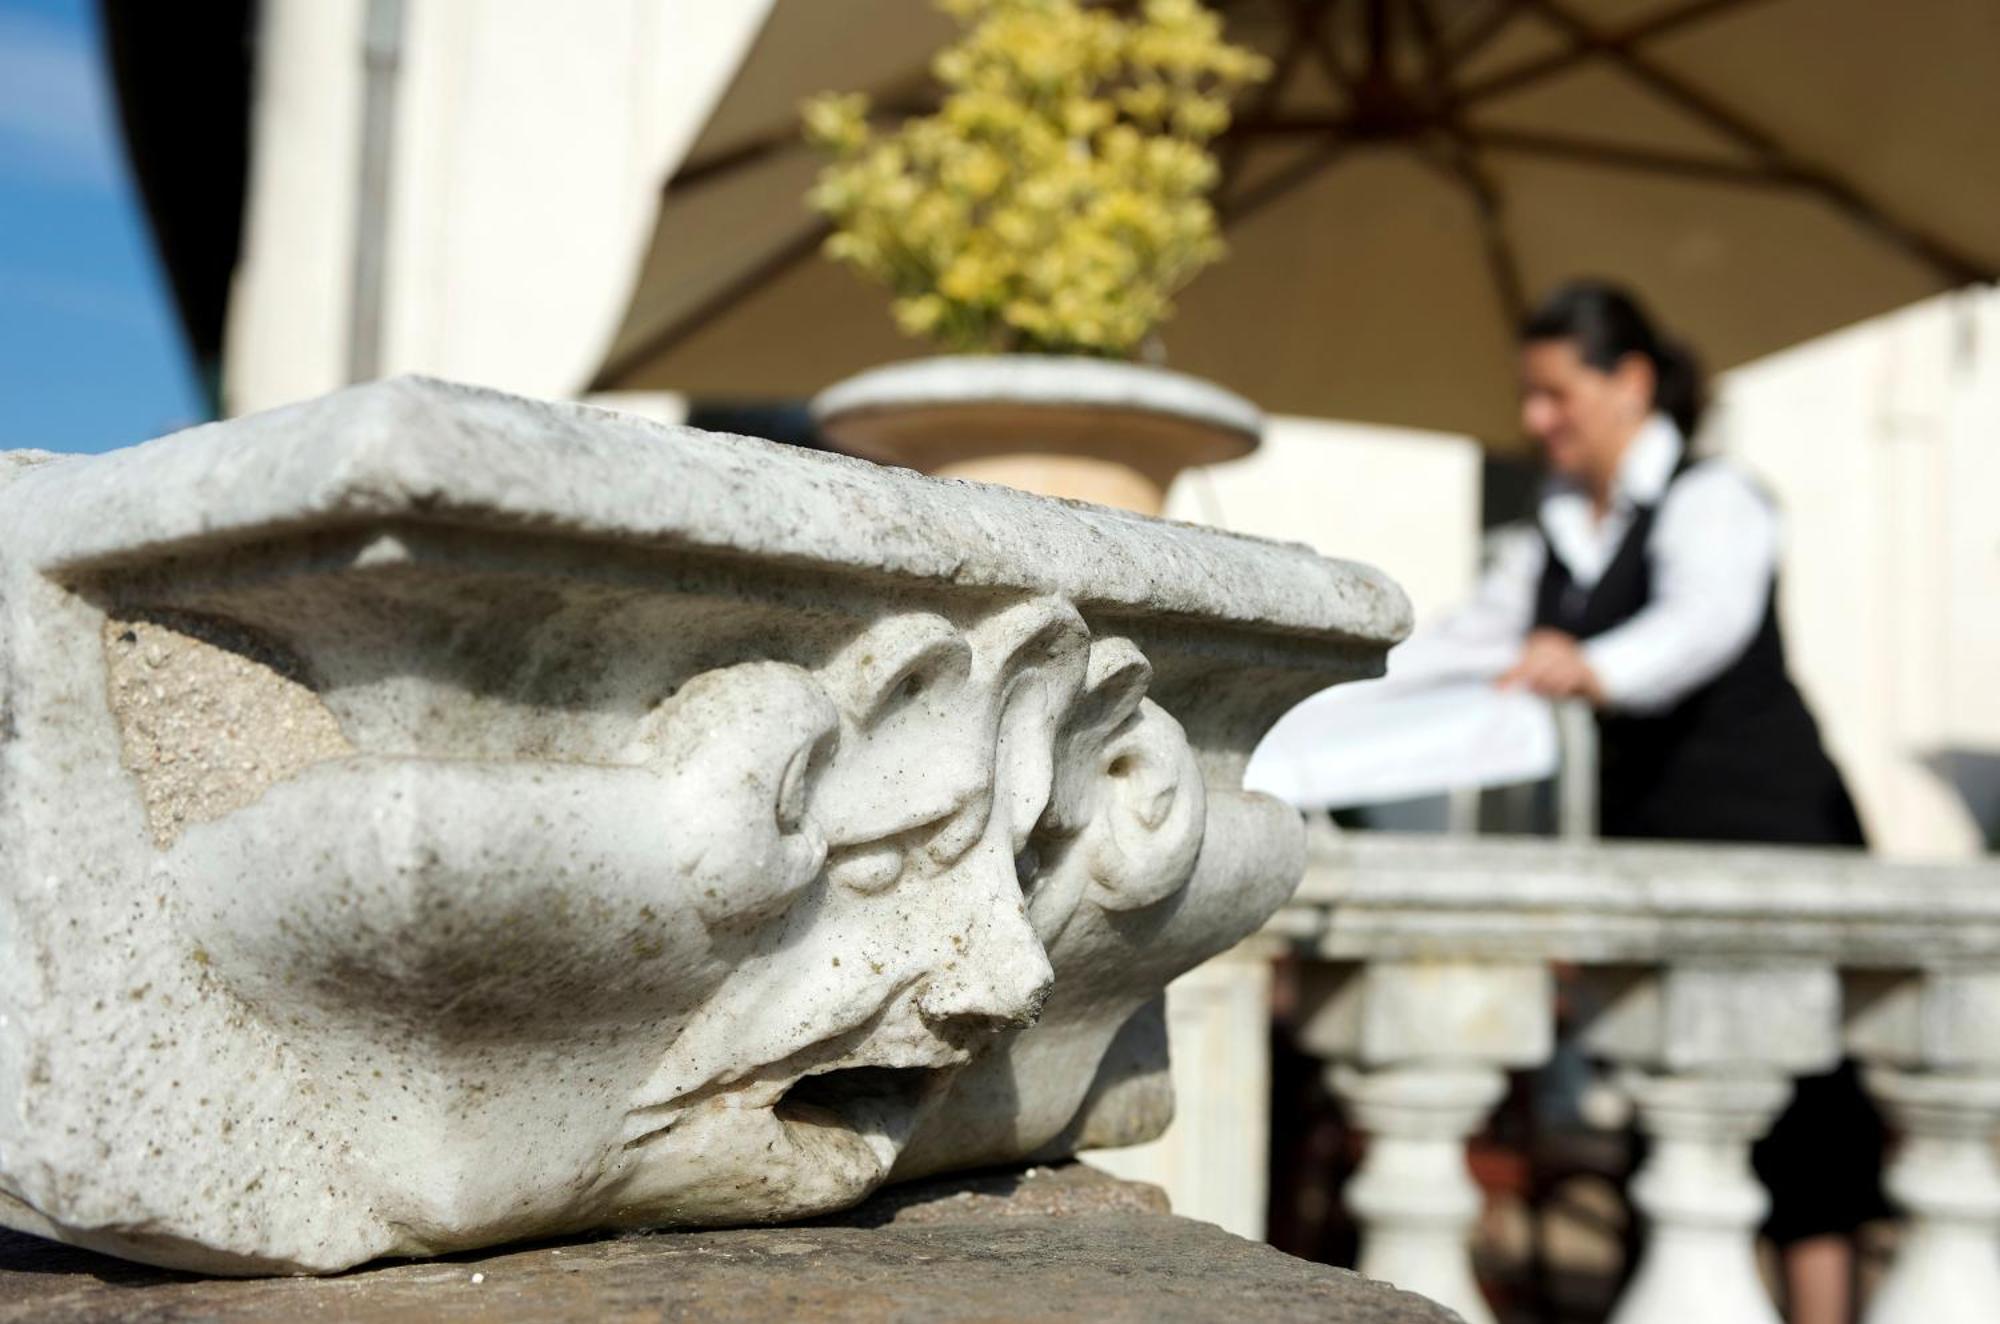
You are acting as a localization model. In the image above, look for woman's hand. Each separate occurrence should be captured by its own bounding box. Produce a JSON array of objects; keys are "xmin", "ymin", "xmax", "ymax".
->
[{"xmin": 1499, "ymin": 628, "xmax": 1607, "ymax": 706}]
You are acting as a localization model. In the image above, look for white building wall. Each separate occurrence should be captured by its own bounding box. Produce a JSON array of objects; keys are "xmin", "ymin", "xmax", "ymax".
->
[{"xmin": 1165, "ymin": 414, "xmax": 1486, "ymax": 626}]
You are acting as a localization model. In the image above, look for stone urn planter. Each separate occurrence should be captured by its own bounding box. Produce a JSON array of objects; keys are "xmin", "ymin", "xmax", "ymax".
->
[
  {"xmin": 0, "ymin": 376, "xmax": 1405, "ymax": 1274},
  {"xmin": 811, "ymin": 355, "xmax": 1263, "ymax": 515}
]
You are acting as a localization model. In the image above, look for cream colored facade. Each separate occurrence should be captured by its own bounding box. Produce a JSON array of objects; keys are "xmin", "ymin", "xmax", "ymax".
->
[{"xmin": 1166, "ymin": 416, "xmax": 1486, "ymax": 625}]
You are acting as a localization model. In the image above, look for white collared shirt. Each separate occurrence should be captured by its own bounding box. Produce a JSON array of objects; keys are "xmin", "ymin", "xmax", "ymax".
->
[{"xmin": 1405, "ymin": 415, "xmax": 1780, "ymax": 714}]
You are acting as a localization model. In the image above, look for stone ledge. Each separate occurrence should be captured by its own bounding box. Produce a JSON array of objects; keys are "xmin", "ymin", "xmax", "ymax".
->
[
  {"xmin": 0, "ymin": 1166, "xmax": 1455, "ymax": 1323},
  {"xmin": 13, "ymin": 375, "xmax": 1408, "ymax": 651}
]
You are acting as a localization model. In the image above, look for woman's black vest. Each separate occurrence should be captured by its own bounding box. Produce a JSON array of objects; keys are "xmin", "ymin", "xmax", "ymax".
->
[{"xmin": 1532, "ymin": 458, "xmax": 1865, "ymax": 846}]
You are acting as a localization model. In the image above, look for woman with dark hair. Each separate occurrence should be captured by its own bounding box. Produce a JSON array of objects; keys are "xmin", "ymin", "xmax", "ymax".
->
[
  {"xmin": 1438, "ymin": 277, "xmax": 1881, "ymax": 1322},
  {"xmin": 1503, "ymin": 279, "xmax": 1866, "ymax": 846}
]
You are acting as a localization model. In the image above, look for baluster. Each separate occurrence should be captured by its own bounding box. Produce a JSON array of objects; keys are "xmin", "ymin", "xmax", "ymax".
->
[
  {"xmin": 1333, "ymin": 1063, "xmax": 1509, "ymax": 1324},
  {"xmin": 1312, "ymin": 964, "xmax": 1560, "ymax": 1324},
  {"xmin": 1579, "ymin": 963, "xmax": 1839, "ymax": 1324},
  {"xmin": 1863, "ymin": 1068, "xmax": 2000, "ymax": 1324},
  {"xmin": 1303, "ymin": 959, "xmax": 1551, "ymax": 1324},
  {"xmin": 1609, "ymin": 1070, "xmax": 1790, "ymax": 1324}
]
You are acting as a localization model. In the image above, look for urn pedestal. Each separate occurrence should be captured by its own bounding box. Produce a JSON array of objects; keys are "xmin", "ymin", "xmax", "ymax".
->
[{"xmin": 812, "ymin": 355, "xmax": 1262, "ymax": 515}]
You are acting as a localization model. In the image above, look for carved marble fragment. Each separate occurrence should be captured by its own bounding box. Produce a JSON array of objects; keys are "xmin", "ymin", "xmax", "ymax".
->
[{"xmin": 0, "ymin": 379, "xmax": 1406, "ymax": 1272}]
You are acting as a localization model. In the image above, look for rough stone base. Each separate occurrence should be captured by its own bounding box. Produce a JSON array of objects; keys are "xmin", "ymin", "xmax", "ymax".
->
[{"xmin": 0, "ymin": 1164, "xmax": 1455, "ymax": 1322}]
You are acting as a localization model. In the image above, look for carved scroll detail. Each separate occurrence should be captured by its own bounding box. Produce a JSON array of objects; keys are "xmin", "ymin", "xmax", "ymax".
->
[{"xmin": 145, "ymin": 593, "xmax": 1217, "ymax": 1247}]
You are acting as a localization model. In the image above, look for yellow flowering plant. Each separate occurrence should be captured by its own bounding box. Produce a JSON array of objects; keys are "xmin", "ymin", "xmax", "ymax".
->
[{"xmin": 803, "ymin": 0, "xmax": 1268, "ymax": 358}]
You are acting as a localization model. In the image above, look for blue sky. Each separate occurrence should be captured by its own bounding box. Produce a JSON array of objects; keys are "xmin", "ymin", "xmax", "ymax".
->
[{"xmin": 0, "ymin": 0, "xmax": 204, "ymax": 454}]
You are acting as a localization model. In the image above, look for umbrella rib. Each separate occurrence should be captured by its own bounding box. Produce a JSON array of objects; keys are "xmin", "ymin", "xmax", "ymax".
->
[
  {"xmin": 1219, "ymin": 0, "xmax": 1338, "ymax": 194},
  {"xmin": 667, "ymin": 95, "xmax": 936, "ymax": 198},
  {"xmin": 1414, "ymin": 134, "xmax": 1527, "ymax": 323},
  {"xmin": 1441, "ymin": 0, "xmax": 1520, "ymax": 73},
  {"xmin": 1404, "ymin": 0, "xmax": 1454, "ymax": 109},
  {"xmin": 1454, "ymin": 157, "xmax": 1529, "ymax": 324},
  {"xmin": 1313, "ymin": 5, "xmax": 1363, "ymax": 96},
  {"xmin": 669, "ymin": 136, "xmax": 808, "ymax": 195},
  {"xmin": 590, "ymin": 222, "xmax": 831, "ymax": 392},
  {"xmin": 1471, "ymin": 127, "xmax": 1801, "ymax": 187},
  {"xmin": 1220, "ymin": 139, "xmax": 1353, "ymax": 229},
  {"xmin": 1409, "ymin": 0, "xmax": 1527, "ymax": 322},
  {"xmin": 1219, "ymin": 3, "xmax": 1360, "ymax": 224},
  {"xmin": 1453, "ymin": 0, "xmax": 1776, "ymax": 107},
  {"xmin": 1517, "ymin": 0, "xmax": 1995, "ymax": 286}
]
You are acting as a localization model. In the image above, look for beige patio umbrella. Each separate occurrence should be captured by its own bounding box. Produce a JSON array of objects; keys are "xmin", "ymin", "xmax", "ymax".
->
[{"xmin": 588, "ymin": 0, "xmax": 2000, "ymax": 448}]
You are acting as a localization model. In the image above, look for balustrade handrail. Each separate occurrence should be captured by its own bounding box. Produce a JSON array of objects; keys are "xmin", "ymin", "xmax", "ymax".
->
[{"xmin": 1272, "ymin": 822, "xmax": 2000, "ymax": 967}]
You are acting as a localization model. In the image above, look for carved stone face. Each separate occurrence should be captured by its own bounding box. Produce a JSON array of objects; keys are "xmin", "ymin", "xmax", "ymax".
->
[
  {"xmin": 608, "ymin": 599, "xmax": 1094, "ymax": 1222},
  {"xmin": 150, "ymin": 593, "xmax": 1212, "ymax": 1242}
]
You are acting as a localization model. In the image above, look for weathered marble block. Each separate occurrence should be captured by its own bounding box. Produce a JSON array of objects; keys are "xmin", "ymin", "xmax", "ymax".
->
[{"xmin": 0, "ymin": 379, "xmax": 1406, "ymax": 1274}]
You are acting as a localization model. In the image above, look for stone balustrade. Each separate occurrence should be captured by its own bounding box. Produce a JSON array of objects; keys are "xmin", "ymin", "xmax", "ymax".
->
[{"xmin": 1268, "ymin": 824, "xmax": 2000, "ymax": 1324}]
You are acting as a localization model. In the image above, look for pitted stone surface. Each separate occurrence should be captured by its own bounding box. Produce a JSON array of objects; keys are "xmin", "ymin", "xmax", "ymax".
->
[
  {"xmin": 0, "ymin": 1168, "xmax": 1457, "ymax": 1323},
  {"xmin": 104, "ymin": 612, "xmax": 354, "ymax": 844},
  {"xmin": 0, "ymin": 378, "xmax": 1406, "ymax": 1273}
]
